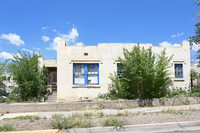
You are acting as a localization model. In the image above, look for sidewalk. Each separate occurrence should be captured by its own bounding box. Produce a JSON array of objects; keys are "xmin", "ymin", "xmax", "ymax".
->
[{"xmin": 1, "ymin": 104, "xmax": 200, "ymax": 120}]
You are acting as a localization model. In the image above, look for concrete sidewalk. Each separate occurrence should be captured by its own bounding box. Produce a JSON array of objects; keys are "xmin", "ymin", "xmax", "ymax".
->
[{"xmin": 0, "ymin": 104, "xmax": 200, "ymax": 120}]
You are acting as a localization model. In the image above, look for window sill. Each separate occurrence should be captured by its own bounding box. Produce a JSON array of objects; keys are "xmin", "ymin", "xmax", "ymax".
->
[
  {"xmin": 72, "ymin": 85, "xmax": 100, "ymax": 88},
  {"xmin": 173, "ymin": 78, "xmax": 185, "ymax": 81}
]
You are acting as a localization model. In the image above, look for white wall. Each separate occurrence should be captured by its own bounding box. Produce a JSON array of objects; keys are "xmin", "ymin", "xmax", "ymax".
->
[{"xmin": 57, "ymin": 40, "xmax": 190, "ymax": 101}]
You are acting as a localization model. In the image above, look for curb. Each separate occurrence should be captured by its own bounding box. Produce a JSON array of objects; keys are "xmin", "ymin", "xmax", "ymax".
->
[{"xmin": 1, "ymin": 129, "xmax": 64, "ymax": 133}]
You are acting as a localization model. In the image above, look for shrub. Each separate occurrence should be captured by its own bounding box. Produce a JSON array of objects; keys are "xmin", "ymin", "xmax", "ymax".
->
[
  {"xmin": 71, "ymin": 118, "xmax": 94, "ymax": 128},
  {"xmin": 6, "ymin": 51, "xmax": 48, "ymax": 101},
  {"xmin": 83, "ymin": 112, "xmax": 94, "ymax": 118},
  {"xmin": 51, "ymin": 114, "xmax": 72, "ymax": 130},
  {"xmin": 0, "ymin": 124, "xmax": 15, "ymax": 131},
  {"xmin": 100, "ymin": 44, "xmax": 173, "ymax": 100},
  {"xmin": 167, "ymin": 88, "xmax": 189, "ymax": 98},
  {"xmin": 96, "ymin": 112, "xmax": 104, "ymax": 118},
  {"xmin": 3, "ymin": 115, "xmax": 40, "ymax": 120},
  {"xmin": 51, "ymin": 114, "xmax": 95, "ymax": 130},
  {"xmin": 102, "ymin": 118, "xmax": 126, "ymax": 128}
]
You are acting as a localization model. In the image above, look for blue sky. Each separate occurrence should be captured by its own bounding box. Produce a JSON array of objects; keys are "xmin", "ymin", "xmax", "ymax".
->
[{"xmin": 0, "ymin": 0, "xmax": 199, "ymax": 62}]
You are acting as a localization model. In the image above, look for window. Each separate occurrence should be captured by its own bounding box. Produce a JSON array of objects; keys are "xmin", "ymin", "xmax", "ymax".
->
[
  {"xmin": 117, "ymin": 63, "xmax": 125, "ymax": 78},
  {"xmin": 175, "ymin": 64, "xmax": 183, "ymax": 78},
  {"xmin": 73, "ymin": 63, "xmax": 99, "ymax": 85}
]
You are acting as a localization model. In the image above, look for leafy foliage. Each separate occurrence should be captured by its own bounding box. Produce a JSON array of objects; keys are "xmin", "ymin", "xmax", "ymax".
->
[
  {"xmin": 189, "ymin": 1, "xmax": 200, "ymax": 64},
  {"xmin": 3, "ymin": 115, "xmax": 40, "ymax": 120},
  {"xmin": 190, "ymin": 69, "xmax": 198, "ymax": 88},
  {"xmin": 102, "ymin": 118, "xmax": 126, "ymax": 128},
  {"xmin": 6, "ymin": 51, "xmax": 48, "ymax": 101},
  {"xmin": 0, "ymin": 124, "xmax": 15, "ymax": 131},
  {"xmin": 0, "ymin": 63, "xmax": 6, "ymax": 94},
  {"xmin": 50, "ymin": 114, "xmax": 95, "ymax": 130},
  {"xmin": 101, "ymin": 44, "xmax": 173, "ymax": 100},
  {"xmin": 189, "ymin": 22, "xmax": 200, "ymax": 46}
]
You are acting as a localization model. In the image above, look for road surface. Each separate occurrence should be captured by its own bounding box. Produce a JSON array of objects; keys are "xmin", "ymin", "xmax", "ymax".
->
[{"xmin": 66, "ymin": 121, "xmax": 200, "ymax": 133}]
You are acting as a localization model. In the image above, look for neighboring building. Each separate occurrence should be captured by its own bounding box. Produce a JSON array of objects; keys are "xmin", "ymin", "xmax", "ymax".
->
[
  {"xmin": 39, "ymin": 59, "xmax": 57, "ymax": 94},
  {"xmin": 41, "ymin": 40, "xmax": 190, "ymax": 101}
]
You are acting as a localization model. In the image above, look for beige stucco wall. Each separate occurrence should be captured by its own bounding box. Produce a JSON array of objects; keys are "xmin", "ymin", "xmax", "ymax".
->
[
  {"xmin": 56, "ymin": 40, "xmax": 190, "ymax": 101},
  {"xmin": 39, "ymin": 58, "xmax": 57, "ymax": 68}
]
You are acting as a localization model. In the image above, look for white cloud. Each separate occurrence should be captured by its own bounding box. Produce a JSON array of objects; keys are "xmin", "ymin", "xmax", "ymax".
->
[
  {"xmin": 42, "ymin": 26, "xmax": 48, "ymax": 30},
  {"xmin": 0, "ymin": 33, "xmax": 24, "ymax": 46},
  {"xmin": 0, "ymin": 52, "xmax": 13, "ymax": 59},
  {"xmin": 159, "ymin": 41, "xmax": 172, "ymax": 47},
  {"xmin": 173, "ymin": 43, "xmax": 181, "ymax": 46},
  {"xmin": 22, "ymin": 48, "xmax": 33, "ymax": 54},
  {"xmin": 46, "ymin": 28, "xmax": 84, "ymax": 50},
  {"xmin": 191, "ymin": 43, "xmax": 200, "ymax": 52},
  {"xmin": 52, "ymin": 29, "xmax": 57, "ymax": 32},
  {"xmin": 170, "ymin": 32, "xmax": 184, "ymax": 38},
  {"xmin": 42, "ymin": 36, "xmax": 50, "ymax": 42},
  {"xmin": 75, "ymin": 42, "xmax": 84, "ymax": 46},
  {"xmin": 159, "ymin": 41, "xmax": 181, "ymax": 47}
]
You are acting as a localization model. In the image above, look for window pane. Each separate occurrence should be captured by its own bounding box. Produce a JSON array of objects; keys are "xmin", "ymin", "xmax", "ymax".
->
[
  {"xmin": 74, "ymin": 64, "xmax": 85, "ymax": 84},
  {"xmin": 88, "ymin": 64, "xmax": 98, "ymax": 84},
  {"xmin": 117, "ymin": 63, "xmax": 124, "ymax": 78},
  {"xmin": 88, "ymin": 74, "xmax": 98, "ymax": 84},
  {"xmin": 175, "ymin": 64, "xmax": 183, "ymax": 78}
]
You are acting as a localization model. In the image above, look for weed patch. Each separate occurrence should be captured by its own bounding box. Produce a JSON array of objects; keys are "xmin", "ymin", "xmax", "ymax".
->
[
  {"xmin": 162, "ymin": 109, "xmax": 189, "ymax": 115},
  {"xmin": 102, "ymin": 118, "xmax": 126, "ymax": 128},
  {"xmin": 3, "ymin": 115, "xmax": 40, "ymax": 120},
  {"xmin": 51, "ymin": 114, "xmax": 95, "ymax": 130},
  {"xmin": 0, "ymin": 124, "xmax": 15, "ymax": 131}
]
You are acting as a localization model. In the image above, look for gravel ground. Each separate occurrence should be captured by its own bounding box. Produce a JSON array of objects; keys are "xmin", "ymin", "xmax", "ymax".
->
[
  {"xmin": 0, "ymin": 119, "xmax": 52, "ymax": 131},
  {"xmin": 1, "ymin": 110, "xmax": 200, "ymax": 131}
]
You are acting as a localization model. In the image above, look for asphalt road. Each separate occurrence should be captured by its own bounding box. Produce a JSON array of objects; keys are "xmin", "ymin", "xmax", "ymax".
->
[{"xmin": 66, "ymin": 121, "xmax": 200, "ymax": 133}]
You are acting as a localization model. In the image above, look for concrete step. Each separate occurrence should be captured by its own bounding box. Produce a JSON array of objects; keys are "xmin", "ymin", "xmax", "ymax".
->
[{"xmin": 46, "ymin": 91, "xmax": 57, "ymax": 102}]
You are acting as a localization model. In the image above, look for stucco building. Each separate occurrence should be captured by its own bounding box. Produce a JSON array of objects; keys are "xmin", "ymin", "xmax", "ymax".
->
[{"xmin": 41, "ymin": 40, "xmax": 191, "ymax": 101}]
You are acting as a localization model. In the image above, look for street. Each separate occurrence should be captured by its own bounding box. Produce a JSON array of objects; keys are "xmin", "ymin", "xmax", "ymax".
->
[{"xmin": 66, "ymin": 121, "xmax": 200, "ymax": 133}]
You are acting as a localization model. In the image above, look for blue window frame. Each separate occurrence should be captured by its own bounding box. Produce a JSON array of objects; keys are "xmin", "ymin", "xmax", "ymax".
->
[
  {"xmin": 175, "ymin": 64, "xmax": 183, "ymax": 78},
  {"xmin": 73, "ymin": 63, "xmax": 99, "ymax": 85},
  {"xmin": 117, "ymin": 63, "xmax": 125, "ymax": 78}
]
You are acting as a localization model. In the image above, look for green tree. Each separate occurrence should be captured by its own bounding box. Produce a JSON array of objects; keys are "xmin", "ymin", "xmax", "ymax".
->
[
  {"xmin": 0, "ymin": 63, "xmax": 6, "ymax": 96},
  {"xmin": 189, "ymin": 0, "xmax": 200, "ymax": 64},
  {"xmin": 106, "ymin": 44, "xmax": 173, "ymax": 100},
  {"xmin": 6, "ymin": 51, "xmax": 48, "ymax": 101},
  {"xmin": 190, "ymin": 69, "xmax": 198, "ymax": 88}
]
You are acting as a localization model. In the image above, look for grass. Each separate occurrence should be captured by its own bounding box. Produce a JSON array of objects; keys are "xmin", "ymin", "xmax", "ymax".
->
[
  {"xmin": 51, "ymin": 114, "xmax": 95, "ymax": 130},
  {"xmin": 81, "ymin": 104, "xmax": 104, "ymax": 110},
  {"xmin": 0, "ymin": 124, "xmax": 15, "ymax": 131},
  {"xmin": 161, "ymin": 108, "xmax": 189, "ymax": 115},
  {"xmin": 114, "ymin": 103, "xmax": 133, "ymax": 110},
  {"xmin": 96, "ymin": 112, "xmax": 104, "ymax": 118},
  {"xmin": 102, "ymin": 118, "xmax": 126, "ymax": 128},
  {"xmin": 83, "ymin": 112, "xmax": 94, "ymax": 118},
  {"xmin": 3, "ymin": 115, "xmax": 40, "ymax": 120}
]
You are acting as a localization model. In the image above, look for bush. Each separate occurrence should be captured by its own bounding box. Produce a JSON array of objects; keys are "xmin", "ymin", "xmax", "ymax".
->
[
  {"xmin": 51, "ymin": 114, "xmax": 95, "ymax": 130},
  {"xmin": 6, "ymin": 51, "xmax": 48, "ymax": 101},
  {"xmin": 0, "ymin": 124, "xmax": 15, "ymax": 131},
  {"xmin": 102, "ymin": 118, "xmax": 126, "ymax": 128},
  {"xmin": 167, "ymin": 88, "xmax": 189, "ymax": 98},
  {"xmin": 51, "ymin": 114, "xmax": 72, "ymax": 130},
  {"xmin": 190, "ymin": 87, "xmax": 200, "ymax": 97},
  {"xmin": 3, "ymin": 115, "xmax": 40, "ymax": 120},
  {"xmin": 100, "ymin": 44, "xmax": 173, "ymax": 100}
]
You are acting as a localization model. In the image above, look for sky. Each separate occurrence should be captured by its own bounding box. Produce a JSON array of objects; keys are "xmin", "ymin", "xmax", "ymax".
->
[{"xmin": 0, "ymin": 0, "xmax": 199, "ymax": 62}]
